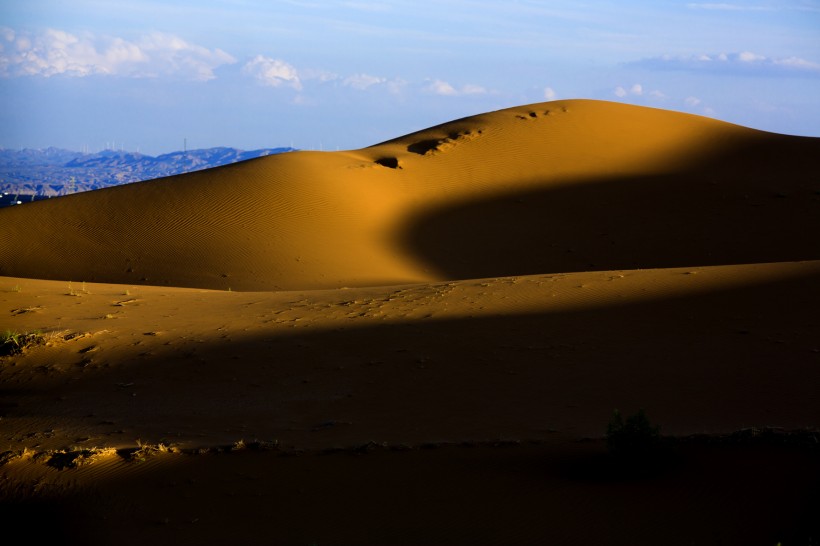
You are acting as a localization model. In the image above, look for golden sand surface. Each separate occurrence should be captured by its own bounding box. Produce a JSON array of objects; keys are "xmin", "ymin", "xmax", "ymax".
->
[{"xmin": 1, "ymin": 100, "xmax": 818, "ymax": 544}]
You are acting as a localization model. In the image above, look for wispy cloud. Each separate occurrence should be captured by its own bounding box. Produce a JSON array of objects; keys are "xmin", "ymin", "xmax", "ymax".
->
[
  {"xmin": 686, "ymin": 3, "xmax": 773, "ymax": 11},
  {"xmin": 460, "ymin": 83, "xmax": 488, "ymax": 95},
  {"xmin": 242, "ymin": 55, "xmax": 302, "ymax": 89},
  {"xmin": 342, "ymin": 72, "xmax": 406, "ymax": 94},
  {"xmin": 0, "ymin": 27, "xmax": 235, "ymax": 80},
  {"xmin": 343, "ymin": 73, "xmax": 386, "ymax": 90},
  {"xmin": 426, "ymin": 79, "xmax": 458, "ymax": 96},
  {"xmin": 613, "ymin": 83, "xmax": 644, "ymax": 98},
  {"xmin": 611, "ymin": 82, "xmax": 670, "ymax": 106},
  {"xmin": 630, "ymin": 51, "xmax": 820, "ymax": 77},
  {"xmin": 300, "ymin": 68, "xmax": 340, "ymax": 83},
  {"xmin": 425, "ymin": 79, "xmax": 487, "ymax": 96}
]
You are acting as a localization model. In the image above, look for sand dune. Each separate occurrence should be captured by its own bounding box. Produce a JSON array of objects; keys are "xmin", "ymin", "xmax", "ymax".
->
[
  {"xmin": 1, "ymin": 100, "xmax": 819, "ymax": 544},
  {"xmin": 2, "ymin": 99, "xmax": 818, "ymax": 290}
]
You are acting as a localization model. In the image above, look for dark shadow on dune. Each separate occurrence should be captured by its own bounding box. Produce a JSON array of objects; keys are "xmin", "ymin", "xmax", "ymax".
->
[
  {"xmin": 0, "ymin": 497, "xmax": 77, "ymax": 540},
  {"xmin": 407, "ymin": 138, "xmax": 444, "ymax": 155},
  {"xmin": 399, "ymin": 134, "xmax": 820, "ymax": 279},
  {"xmin": 5, "ymin": 270, "xmax": 820, "ymax": 545},
  {"xmin": 5, "ymin": 268, "xmax": 820, "ymax": 544},
  {"xmin": 5, "ymin": 267, "xmax": 820, "ymax": 447},
  {"xmin": 374, "ymin": 156, "xmax": 401, "ymax": 169},
  {"xmin": 15, "ymin": 442, "xmax": 819, "ymax": 546}
]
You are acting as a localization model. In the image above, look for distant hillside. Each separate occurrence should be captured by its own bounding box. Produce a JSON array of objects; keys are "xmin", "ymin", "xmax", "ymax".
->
[{"xmin": 0, "ymin": 146, "xmax": 296, "ymax": 198}]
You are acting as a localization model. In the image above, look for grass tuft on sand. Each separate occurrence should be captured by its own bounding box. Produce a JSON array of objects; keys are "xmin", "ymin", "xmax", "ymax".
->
[{"xmin": 1, "ymin": 329, "xmax": 46, "ymax": 357}]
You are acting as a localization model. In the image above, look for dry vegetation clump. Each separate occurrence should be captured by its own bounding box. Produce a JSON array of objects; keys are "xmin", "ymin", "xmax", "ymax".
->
[
  {"xmin": 0, "ymin": 330, "xmax": 46, "ymax": 357},
  {"xmin": 117, "ymin": 441, "xmax": 178, "ymax": 463},
  {"xmin": 0, "ymin": 448, "xmax": 35, "ymax": 466},
  {"xmin": 1, "ymin": 329, "xmax": 89, "ymax": 357},
  {"xmin": 43, "ymin": 447, "xmax": 116, "ymax": 470}
]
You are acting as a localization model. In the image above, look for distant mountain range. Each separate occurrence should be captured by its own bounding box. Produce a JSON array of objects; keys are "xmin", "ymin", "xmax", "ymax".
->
[{"xmin": 0, "ymin": 146, "xmax": 296, "ymax": 199}]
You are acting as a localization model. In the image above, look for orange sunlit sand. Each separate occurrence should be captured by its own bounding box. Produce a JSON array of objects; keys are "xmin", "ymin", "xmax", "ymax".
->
[{"xmin": 2, "ymin": 100, "xmax": 819, "ymax": 544}]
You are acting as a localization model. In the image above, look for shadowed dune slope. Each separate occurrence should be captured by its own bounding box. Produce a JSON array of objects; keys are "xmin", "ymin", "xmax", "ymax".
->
[{"xmin": 1, "ymin": 99, "xmax": 818, "ymax": 290}]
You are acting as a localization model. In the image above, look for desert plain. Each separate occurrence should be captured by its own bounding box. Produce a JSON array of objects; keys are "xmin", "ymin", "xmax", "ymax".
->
[{"xmin": 1, "ymin": 99, "xmax": 819, "ymax": 544}]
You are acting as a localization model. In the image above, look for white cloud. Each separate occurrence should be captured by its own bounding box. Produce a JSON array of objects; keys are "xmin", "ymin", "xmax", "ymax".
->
[
  {"xmin": 685, "ymin": 96, "xmax": 702, "ymax": 107},
  {"xmin": 242, "ymin": 55, "xmax": 301, "ymax": 89},
  {"xmin": 738, "ymin": 51, "xmax": 765, "ymax": 62},
  {"xmin": 543, "ymin": 87, "xmax": 557, "ymax": 101},
  {"xmin": 0, "ymin": 28, "xmax": 235, "ymax": 80},
  {"xmin": 614, "ymin": 83, "xmax": 644, "ymax": 98},
  {"xmin": 613, "ymin": 82, "xmax": 670, "ymax": 105},
  {"xmin": 427, "ymin": 79, "xmax": 458, "ymax": 96},
  {"xmin": 424, "ymin": 79, "xmax": 488, "ymax": 96},
  {"xmin": 340, "ymin": 73, "xmax": 407, "ymax": 94},
  {"xmin": 775, "ymin": 56, "xmax": 820, "ymax": 70},
  {"xmin": 137, "ymin": 32, "xmax": 235, "ymax": 80},
  {"xmin": 343, "ymin": 73, "xmax": 386, "ymax": 90},
  {"xmin": 632, "ymin": 51, "xmax": 820, "ymax": 76}
]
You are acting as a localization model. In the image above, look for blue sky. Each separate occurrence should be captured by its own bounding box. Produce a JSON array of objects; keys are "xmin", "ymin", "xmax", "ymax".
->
[{"xmin": 1, "ymin": 0, "xmax": 819, "ymax": 154}]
